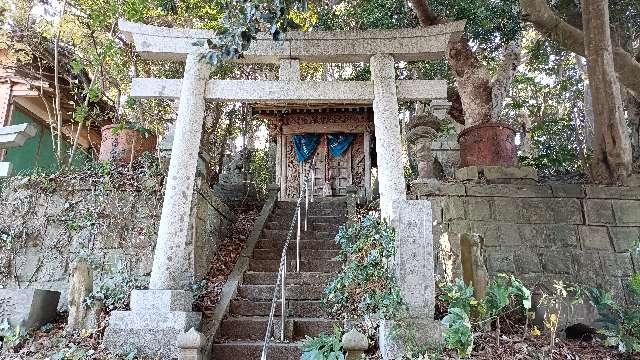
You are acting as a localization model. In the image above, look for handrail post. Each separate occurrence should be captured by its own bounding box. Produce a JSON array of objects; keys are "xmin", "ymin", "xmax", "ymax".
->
[
  {"xmin": 281, "ymin": 253, "xmax": 286, "ymax": 342},
  {"xmin": 305, "ymin": 178, "xmax": 309, "ymax": 231},
  {"xmin": 296, "ymin": 205, "xmax": 301, "ymax": 273}
]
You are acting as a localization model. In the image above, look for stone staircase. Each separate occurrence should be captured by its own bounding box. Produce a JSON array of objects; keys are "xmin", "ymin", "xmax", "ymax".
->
[{"xmin": 211, "ymin": 199, "xmax": 348, "ymax": 359}]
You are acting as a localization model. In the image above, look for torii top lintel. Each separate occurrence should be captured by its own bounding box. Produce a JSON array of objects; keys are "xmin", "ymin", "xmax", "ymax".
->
[{"xmin": 118, "ymin": 19, "xmax": 465, "ymax": 63}]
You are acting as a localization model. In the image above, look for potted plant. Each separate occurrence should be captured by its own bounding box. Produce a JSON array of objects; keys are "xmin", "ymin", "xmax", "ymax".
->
[{"xmin": 98, "ymin": 121, "xmax": 157, "ymax": 164}]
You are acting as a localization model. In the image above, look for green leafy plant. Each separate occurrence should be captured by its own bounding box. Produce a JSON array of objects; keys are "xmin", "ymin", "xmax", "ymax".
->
[
  {"xmin": 84, "ymin": 264, "xmax": 147, "ymax": 311},
  {"xmin": 323, "ymin": 214, "xmax": 403, "ymax": 320},
  {"xmin": 438, "ymin": 274, "xmax": 532, "ymax": 358},
  {"xmin": 0, "ymin": 320, "xmax": 28, "ymax": 350},
  {"xmin": 301, "ymin": 326, "xmax": 344, "ymax": 360},
  {"xmin": 441, "ymin": 307, "xmax": 473, "ymax": 357},
  {"xmin": 588, "ymin": 280, "xmax": 640, "ymax": 353}
]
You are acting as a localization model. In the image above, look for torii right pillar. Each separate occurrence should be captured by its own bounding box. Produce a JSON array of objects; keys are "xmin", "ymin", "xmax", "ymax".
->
[{"xmin": 371, "ymin": 54, "xmax": 439, "ymax": 359}]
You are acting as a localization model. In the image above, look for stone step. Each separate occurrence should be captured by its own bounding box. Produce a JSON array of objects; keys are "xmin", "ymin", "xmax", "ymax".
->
[
  {"xmin": 272, "ymin": 208, "xmax": 348, "ymax": 217},
  {"xmin": 268, "ymin": 213, "xmax": 347, "ymax": 225},
  {"xmin": 218, "ymin": 317, "xmax": 339, "ymax": 341},
  {"xmin": 262, "ymin": 229, "xmax": 336, "ymax": 241},
  {"xmin": 255, "ymin": 239, "xmax": 340, "ymax": 250},
  {"xmin": 276, "ymin": 200, "xmax": 348, "ymax": 210},
  {"xmin": 242, "ymin": 271, "xmax": 335, "ymax": 286},
  {"xmin": 217, "ymin": 316, "xmax": 292, "ymax": 341},
  {"xmin": 248, "ymin": 259, "xmax": 340, "ymax": 273},
  {"xmin": 252, "ymin": 248, "xmax": 340, "ymax": 260},
  {"xmin": 238, "ymin": 285, "xmax": 325, "ymax": 301},
  {"xmin": 266, "ymin": 221, "xmax": 342, "ymax": 233},
  {"xmin": 211, "ymin": 341, "xmax": 303, "ymax": 360},
  {"xmin": 230, "ymin": 299, "xmax": 328, "ymax": 318}
]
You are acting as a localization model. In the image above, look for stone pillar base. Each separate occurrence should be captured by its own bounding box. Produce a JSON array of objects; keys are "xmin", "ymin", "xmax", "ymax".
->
[
  {"xmin": 378, "ymin": 318, "xmax": 444, "ymax": 359},
  {"xmin": 104, "ymin": 290, "xmax": 201, "ymax": 358}
]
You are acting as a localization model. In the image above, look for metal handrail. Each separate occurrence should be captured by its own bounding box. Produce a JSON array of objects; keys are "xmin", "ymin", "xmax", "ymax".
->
[{"xmin": 260, "ymin": 164, "xmax": 311, "ymax": 360}]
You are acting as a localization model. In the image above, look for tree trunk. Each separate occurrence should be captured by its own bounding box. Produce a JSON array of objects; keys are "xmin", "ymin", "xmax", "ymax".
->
[
  {"xmin": 446, "ymin": 40, "xmax": 493, "ymax": 127},
  {"xmin": 407, "ymin": 0, "xmax": 520, "ymax": 128},
  {"xmin": 575, "ymin": 55, "xmax": 594, "ymax": 158},
  {"xmin": 491, "ymin": 40, "xmax": 522, "ymax": 121},
  {"xmin": 521, "ymin": 0, "xmax": 640, "ymax": 97},
  {"xmin": 582, "ymin": 0, "xmax": 632, "ymax": 183},
  {"xmin": 626, "ymin": 90, "xmax": 640, "ymax": 160}
]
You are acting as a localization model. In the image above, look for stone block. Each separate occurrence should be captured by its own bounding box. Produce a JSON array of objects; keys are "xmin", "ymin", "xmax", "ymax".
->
[
  {"xmin": 585, "ymin": 186, "xmax": 640, "ymax": 200},
  {"xmin": 572, "ymin": 251, "xmax": 603, "ymax": 285},
  {"xmin": 410, "ymin": 181, "xmax": 466, "ymax": 197},
  {"xmin": 104, "ymin": 290, "xmax": 201, "ymax": 358},
  {"xmin": 467, "ymin": 184, "xmax": 553, "ymax": 198},
  {"xmin": 497, "ymin": 223, "xmax": 523, "ymax": 247},
  {"xmin": 465, "ymin": 198, "xmax": 492, "ymax": 220},
  {"xmin": 468, "ymin": 221, "xmax": 499, "ymax": 247},
  {"xmin": 609, "ymin": 227, "xmax": 640, "ymax": 253},
  {"xmin": 537, "ymin": 224, "xmax": 578, "ymax": 248},
  {"xmin": 448, "ymin": 220, "xmax": 471, "ymax": 234},
  {"xmin": 492, "ymin": 198, "xmax": 522, "ymax": 223},
  {"xmin": 442, "ymin": 197, "xmax": 465, "ymax": 221},
  {"xmin": 520, "ymin": 224, "xmax": 577, "ymax": 248},
  {"xmin": 613, "ymin": 200, "xmax": 640, "ymax": 225},
  {"xmin": 551, "ymin": 184, "xmax": 585, "ymax": 198},
  {"xmin": 455, "ymin": 166, "xmax": 478, "ymax": 181},
  {"xmin": 0, "ymin": 289, "xmax": 60, "ymax": 329},
  {"xmin": 485, "ymin": 249, "xmax": 515, "ymax": 274},
  {"xmin": 551, "ymin": 199, "xmax": 583, "ymax": 224},
  {"xmin": 514, "ymin": 248, "xmax": 542, "ymax": 274},
  {"xmin": 540, "ymin": 250, "xmax": 574, "ymax": 274},
  {"xmin": 601, "ymin": 253, "xmax": 634, "ymax": 277},
  {"xmin": 579, "ymin": 226, "xmax": 612, "ymax": 250},
  {"xmin": 585, "ymin": 199, "xmax": 615, "ymax": 225},
  {"xmin": 520, "ymin": 199, "xmax": 556, "ymax": 224},
  {"xmin": 482, "ymin": 166, "xmax": 538, "ymax": 181}
]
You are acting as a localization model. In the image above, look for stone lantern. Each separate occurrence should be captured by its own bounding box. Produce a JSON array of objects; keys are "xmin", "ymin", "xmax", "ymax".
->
[{"xmin": 406, "ymin": 112, "xmax": 445, "ymax": 180}]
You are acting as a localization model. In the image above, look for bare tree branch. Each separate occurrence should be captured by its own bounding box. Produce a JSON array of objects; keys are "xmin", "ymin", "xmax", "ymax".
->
[{"xmin": 520, "ymin": 0, "xmax": 640, "ymax": 96}]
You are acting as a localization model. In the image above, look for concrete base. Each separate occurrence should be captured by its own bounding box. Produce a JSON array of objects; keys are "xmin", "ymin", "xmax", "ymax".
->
[
  {"xmin": 378, "ymin": 318, "xmax": 444, "ymax": 359},
  {"xmin": 104, "ymin": 290, "xmax": 201, "ymax": 358},
  {"xmin": 0, "ymin": 288, "xmax": 60, "ymax": 330}
]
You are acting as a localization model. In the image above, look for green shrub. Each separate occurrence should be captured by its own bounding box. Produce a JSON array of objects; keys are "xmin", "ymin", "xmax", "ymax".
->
[
  {"xmin": 84, "ymin": 266, "xmax": 147, "ymax": 311},
  {"xmin": 300, "ymin": 326, "xmax": 344, "ymax": 360},
  {"xmin": 439, "ymin": 274, "xmax": 532, "ymax": 358},
  {"xmin": 589, "ymin": 281, "xmax": 640, "ymax": 353},
  {"xmin": 323, "ymin": 214, "xmax": 403, "ymax": 320}
]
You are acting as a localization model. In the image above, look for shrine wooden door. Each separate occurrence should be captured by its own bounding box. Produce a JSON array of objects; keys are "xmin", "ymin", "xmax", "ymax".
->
[{"xmin": 309, "ymin": 136, "xmax": 352, "ymax": 197}]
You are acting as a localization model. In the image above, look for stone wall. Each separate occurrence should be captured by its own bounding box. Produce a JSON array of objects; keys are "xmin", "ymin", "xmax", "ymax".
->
[
  {"xmin": 0, "ymin": 177, "xmax": 233, "ymax": 308},
  {"xmin": 410, "ymin": 182, "xmax": 640, "ymax": 303}
]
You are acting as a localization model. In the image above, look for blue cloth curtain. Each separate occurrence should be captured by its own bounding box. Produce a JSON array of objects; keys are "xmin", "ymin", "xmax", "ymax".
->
[
  {"xmin": 292, "ymin": 134, "xmax": 321, "ymax": 162},
  {"xmin": 327, "ymin": 133, "xmax": 355, "ymax": 158}
]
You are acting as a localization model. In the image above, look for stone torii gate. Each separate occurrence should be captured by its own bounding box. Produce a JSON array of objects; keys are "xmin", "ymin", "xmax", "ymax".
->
[{"xmin": 105, "ymin": 19, "xmax": 464, "ymax": 356}]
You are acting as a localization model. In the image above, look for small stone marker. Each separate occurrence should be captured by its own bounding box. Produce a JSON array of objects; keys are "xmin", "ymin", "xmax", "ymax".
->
[
  {"xmin": 0, "ymin": 289, "xmax": 60, "ymax": 330},
  {"xmin": 177, "ymin": 327, "xmax": 205, "ymax": 360},
  {"xmin": 342, "ymin": 328, "xmax": 368, "ymax": 360},
  {"xmin": 66, "ymin": 259, "xmax": 93, "ymax": 331}
]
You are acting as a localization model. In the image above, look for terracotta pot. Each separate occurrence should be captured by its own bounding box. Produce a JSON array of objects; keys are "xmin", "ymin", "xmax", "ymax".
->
[
  {"xmin": 98, "ymin": 125, "xmax": 157, "ymax": 163},
  {"xmin": 458, "ymin": 122, "xmax": 517, "ymax": 167}
]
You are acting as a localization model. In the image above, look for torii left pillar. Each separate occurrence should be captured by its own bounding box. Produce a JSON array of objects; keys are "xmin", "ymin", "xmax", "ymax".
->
[{"xmin": 105, "ymin": 52, "xmax": 209, "ymax": 357}]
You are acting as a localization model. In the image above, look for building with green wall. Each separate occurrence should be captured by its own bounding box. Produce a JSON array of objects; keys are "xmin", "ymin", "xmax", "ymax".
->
[{"xmin": 4, "ymin": 109, "xmax": 92, "ymax": 175}]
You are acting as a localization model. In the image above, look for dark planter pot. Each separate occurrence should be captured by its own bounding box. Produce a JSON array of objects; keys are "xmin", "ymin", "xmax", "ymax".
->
[
  {"xmin": 98, "ymin": 125, "xmax": 157, "ymax": 163},
  {"xmin": 458, "ymin": 122, "xmax": 517, "ymax": 167}
]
